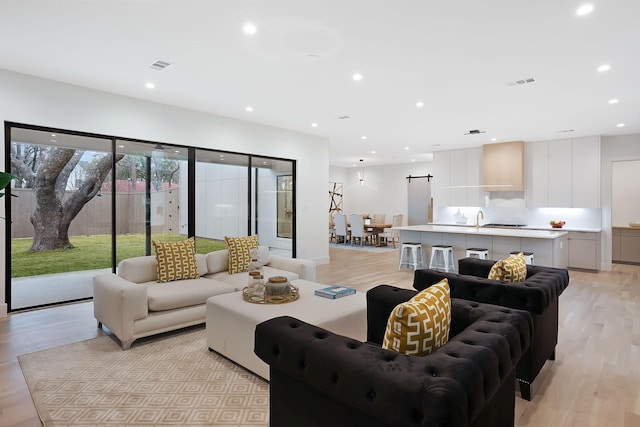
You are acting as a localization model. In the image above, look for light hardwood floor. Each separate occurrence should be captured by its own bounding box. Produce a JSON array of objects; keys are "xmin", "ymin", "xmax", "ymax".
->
[{"xmin": 1, "ymin": 247, "xmax": 639, "ymax": 426}]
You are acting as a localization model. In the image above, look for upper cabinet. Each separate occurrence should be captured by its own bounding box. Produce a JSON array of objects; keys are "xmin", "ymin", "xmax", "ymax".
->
[
  {"xmin": 482, "ymin": 141, "xmax": 524, "ymax": 191},
  {"xmin": 526, "ymin": 136, "xmax": 600, "ymax": 208},
  {"xmin": 433, "ymin": 148, "xmax": 485, "ymax": 207}
]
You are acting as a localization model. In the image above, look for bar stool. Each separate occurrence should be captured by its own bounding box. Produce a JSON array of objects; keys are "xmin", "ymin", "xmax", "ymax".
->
[
  {"xmin": 510, "ymin": 251, "xmax": 534, "ymax": 265},
  {"xmin": 398, "ymin": 243, "xmax": 425, "ymax": 270},
  {"xmin": 466, "ymin": 247, "xmax": 489, "ymax": 260},
  {"xmin": 429, "ymin": 245, "xmax": 455, "ymax": 272}
]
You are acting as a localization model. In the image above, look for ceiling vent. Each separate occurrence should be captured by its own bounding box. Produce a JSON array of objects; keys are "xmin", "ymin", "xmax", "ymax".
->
[
  {"xmin": 507, "ymin": 77, "xmax": 535, "ymax": 86},
  {"xmin": 149, "ymin": 60, "xmax": 171, "ymax": 71},
  {"xmin": 465, "ymin": 129, "xmax": 486, "ymax": 135},
  {"xmin": 337, "ymin": 115, "xmax": 351, "ymax": 120}
]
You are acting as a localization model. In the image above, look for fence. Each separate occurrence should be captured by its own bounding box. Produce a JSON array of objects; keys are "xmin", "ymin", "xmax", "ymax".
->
[{"xmin": 10, "ymin": 188, "xmax": 180, "ymax": 239}]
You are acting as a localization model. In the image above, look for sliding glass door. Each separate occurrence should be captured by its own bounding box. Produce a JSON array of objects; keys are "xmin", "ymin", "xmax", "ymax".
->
[
  {"xmin": 8, "ymin": 127, "xmax": 113, "ymax": 310},
  {"xmin": 114, "ymin": 140, "xmax": 189, "ymax": 262}
]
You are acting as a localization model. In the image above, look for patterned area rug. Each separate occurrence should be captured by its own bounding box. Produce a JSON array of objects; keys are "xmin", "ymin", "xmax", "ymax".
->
[{"xmin": 18, "ymin": 328, "xmax": 269, "ymax": 426}]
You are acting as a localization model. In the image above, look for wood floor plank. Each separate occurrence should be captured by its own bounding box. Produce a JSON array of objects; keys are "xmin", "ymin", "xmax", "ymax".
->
[{"xmin": 0, "ymin": 247, "xmax": 638, "ymax": 426}]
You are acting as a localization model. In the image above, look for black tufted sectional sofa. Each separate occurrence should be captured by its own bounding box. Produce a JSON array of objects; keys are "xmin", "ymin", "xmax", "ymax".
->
[
  {"xmin": 414, "ymin": 257, "xmax": 570, "ymax": 400},
  {"xmin": 254, "ymin": 285, "xmax": 533, "ymax": 427}
]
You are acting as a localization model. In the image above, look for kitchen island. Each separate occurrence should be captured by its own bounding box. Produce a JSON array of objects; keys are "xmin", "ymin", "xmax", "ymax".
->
[{"xmin": 397, "ymin": 225, "xmax": 568, "ymax": 269}]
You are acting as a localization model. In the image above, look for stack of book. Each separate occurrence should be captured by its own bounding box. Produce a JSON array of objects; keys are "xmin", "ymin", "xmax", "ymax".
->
[{"xmin": 314, "ymin": 285, "xmax": 356, "ymax": 299}]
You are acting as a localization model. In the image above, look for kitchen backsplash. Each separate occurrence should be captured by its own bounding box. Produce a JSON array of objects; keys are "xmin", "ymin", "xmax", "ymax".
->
[{"xmin": 435, "ymin": 195, "xmax": 602, "ymax": 230}]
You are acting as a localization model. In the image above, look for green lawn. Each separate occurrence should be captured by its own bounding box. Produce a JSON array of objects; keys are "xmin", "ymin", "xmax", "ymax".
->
[{"xmin": 11, "ymin": 234, "xmax": 226, "ymax": 278}]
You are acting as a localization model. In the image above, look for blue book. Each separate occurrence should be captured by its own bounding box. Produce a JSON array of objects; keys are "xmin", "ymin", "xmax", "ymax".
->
[{"xmin": 314, "ymin": 285, "xmax": 356, "ymax": 299}]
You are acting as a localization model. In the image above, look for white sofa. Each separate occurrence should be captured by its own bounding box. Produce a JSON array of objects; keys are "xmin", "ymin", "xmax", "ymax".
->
[{"xmin": 93, "ymin": 246, "xmax": 316, "ymax": 349}]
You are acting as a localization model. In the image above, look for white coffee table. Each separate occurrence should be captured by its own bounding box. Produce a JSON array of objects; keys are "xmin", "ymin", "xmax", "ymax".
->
[{"xmin": 206, "ymin": 279, "xmax": 367, "ymax": 380}]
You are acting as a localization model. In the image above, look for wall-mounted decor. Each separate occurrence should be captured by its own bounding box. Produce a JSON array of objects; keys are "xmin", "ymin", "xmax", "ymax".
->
[{"xmin": 329, "ymin": 182, "xmax": 343, "ymax": 213}]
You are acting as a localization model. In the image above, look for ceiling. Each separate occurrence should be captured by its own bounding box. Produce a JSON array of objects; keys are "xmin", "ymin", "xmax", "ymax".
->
[{"xmin": 1, "ymin": 1, "xmax": 638, "ymax": 167}]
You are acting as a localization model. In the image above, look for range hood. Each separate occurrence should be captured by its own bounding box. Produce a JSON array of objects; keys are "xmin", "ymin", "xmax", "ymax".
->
[{"xmin": 482, "ymin": 141, "xmax": 524, "ymax": 192}]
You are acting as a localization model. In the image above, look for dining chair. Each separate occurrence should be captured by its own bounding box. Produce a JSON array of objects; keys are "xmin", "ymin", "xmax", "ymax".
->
[
  {"xmin": 348, "ymin": 213, "xmax": 373, "ymax": 246},
  {"xmin": 333, "ymin": 213, "xmax": 349, "ymax": 244},
  {"xmin": 379, "ymin": 213, "xmax": 403, "ymax": 248},
  {"xmin": 329, "ymin": 213, "xmax": 336, "ymax": 242},
  {"xmin": 373, "ymin": 213, "xmax": 386, "ymax": 224}
]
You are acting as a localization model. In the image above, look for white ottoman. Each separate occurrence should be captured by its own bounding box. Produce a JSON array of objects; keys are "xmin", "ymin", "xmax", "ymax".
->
[{"xmin": 206, "ymin": 279, "xmax": 367, "ymax": 380}]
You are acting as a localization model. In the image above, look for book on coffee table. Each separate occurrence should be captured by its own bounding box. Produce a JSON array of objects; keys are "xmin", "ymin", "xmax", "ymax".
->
[{"xmin": 314, "ymin": 285, "xmax": 356, "ymax": 299}]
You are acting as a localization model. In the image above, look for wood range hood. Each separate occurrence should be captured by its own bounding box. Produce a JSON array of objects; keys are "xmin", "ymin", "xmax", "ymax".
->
[{"xmin": 482, "ymin": 140, "xmax": 524, "ymax": 192}]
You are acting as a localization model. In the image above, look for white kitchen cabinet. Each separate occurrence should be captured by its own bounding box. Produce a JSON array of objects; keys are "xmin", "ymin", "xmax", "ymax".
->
[
  {"xmin": 525, "ymin": 136, "xmax": 600, "ymax": 208},
  {"xmin": 567, "ymin": 231, "xmax": 600, "ymax": 270},
  {"xmin": 433, "ymin": 148, "xmax": 485, "ymax": 208},
  {"xmin": 547, "ymin": 139, "xmax": 572, "ymax": 207},
  {"xmin": 432, "ymin": 151, "xmax": 450, "ymax": 208},
  {"xmin": 571, "ymin": 136, "xmax": 600, "ymax": 208},
  {"xmin": 525, "ymin": 141, "xmax": 549, "ymax": 207}
]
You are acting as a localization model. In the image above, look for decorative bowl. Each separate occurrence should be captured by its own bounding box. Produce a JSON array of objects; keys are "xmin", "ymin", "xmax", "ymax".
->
[
  {"xmin": 630, "ymin": 221, "xmax": 640, "ymax": 228},
  {"xmin": 550, "ymin": 220, "xmax": 566, "ymax": 228}
]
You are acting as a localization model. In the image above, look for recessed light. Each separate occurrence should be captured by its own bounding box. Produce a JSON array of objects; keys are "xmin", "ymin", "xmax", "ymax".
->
[
  {"xmin": 608, "ymin": 99, "xmax": 619, "ymax": 104},
  {"xmin": 352, "ymin": 73, "xmax": 363, "ymax": 81},
  {"xmin": 371, "ymin": 150, "xmax": 376, "ymax": 154},
  {"xmin": 174, "ymin": 150, "xmax": 180, "ymax": 153},
  {"xmin": 405, "ymin": 147, "xmax": 410, "ymax": 151},
  {"xmin": 51, "ymin": 134, "xmax": 56, "ymax": 137},
  {"xmin": 50, "ymin": 139, "xmax": 56, "ymax": 143},
  {"xmin": 617, "ymin": 123, "xmax": 625, "ymax": 127},
  {"xmin": 145, "ymin": 82, "xmax": 156, "ymax": 89},
  {"xmin": 597, "ymin": 64, "xmax": 611, "ymax": 72},
  {"xmin": 491, "ymin": 138, "xmax": 497, "ymax": 142},
  {"xmin": 245, "ymin": 106, "xmax": 253, "ymax": 112},
  {"xmin": 117, "ymin": 145, "xmax": 124, "ymax": 148},
  {"xmin": 576, "ymin": 4, "xmax": 594, "ymax": 16},
  {"xmin": 361, "ymin": 135, "xmax": 367, "ymax": 140},
  {"xmin": 311, "ymin": 123, "xmax": 318, "ymax": 128},
  {"xmin": 416, "ymin": 101, "xmax": 424, "ymax": 108},
  {"xmin": 243, "ymin": 22, "xmax": 257, "ymax": 35},
  {"xmin": 411, "ymin": 159, "xmax": 416, "ymax": 162}
]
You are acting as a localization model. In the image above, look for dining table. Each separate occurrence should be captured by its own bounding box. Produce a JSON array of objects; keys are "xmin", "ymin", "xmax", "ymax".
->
[{"xmin": 364, "ymin": 223, "xmax": 392, "ymax": 246}]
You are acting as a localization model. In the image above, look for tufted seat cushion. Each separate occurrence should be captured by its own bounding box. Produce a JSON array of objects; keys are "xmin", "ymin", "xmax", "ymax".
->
[{"xmin": 255, "ymin": 288, "xmax": 533, "ymax": 427}]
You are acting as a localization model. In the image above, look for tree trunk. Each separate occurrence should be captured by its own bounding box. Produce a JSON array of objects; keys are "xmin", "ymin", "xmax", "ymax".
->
[{"xmin": 29, "ymin": 150, "xmax": 123, "ymax": 252}]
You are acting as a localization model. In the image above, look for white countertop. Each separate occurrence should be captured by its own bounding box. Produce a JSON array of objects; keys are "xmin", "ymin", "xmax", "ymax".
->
[
  {"xmin": 428, "ymin": 222, "xmax": 602, "ymax": 233},
  {"xmin": 396, "ymin": 224, "xmax": 568, "ymax": 239}
]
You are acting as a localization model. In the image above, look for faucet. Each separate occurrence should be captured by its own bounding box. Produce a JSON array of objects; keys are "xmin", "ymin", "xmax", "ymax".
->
[{"xmin": 475, "ymin": 210, "xmax": 484, "ymax": 228}]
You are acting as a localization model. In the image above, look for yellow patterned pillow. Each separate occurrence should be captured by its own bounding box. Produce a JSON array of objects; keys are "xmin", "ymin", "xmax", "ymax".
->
[
  {"xmin": 488, "ymin": 252, "xmax": 527, "ymax": 282},
  {"xmin": 382, "ymin": 279, "xmax": 451, "ymax": 356},
  {"xmin": 225, "ymin": 235, "xmax": 259, "ymax": 274},
  {"xmin": 152, "ymin": 237, "xmax": 200, "ymax": 283}
]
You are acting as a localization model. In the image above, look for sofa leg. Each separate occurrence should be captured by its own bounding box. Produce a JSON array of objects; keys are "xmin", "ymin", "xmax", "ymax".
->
[
  {"xmin": 121, "ymin": 340, "xmax": 134, "ymax": 350},
  {"xmin": 518, "ymin": 380, "xmax": 532, "ymax": 401},
  {"xmin": 97, "ymin": 321, "xmax": 102, "ymax": 329},
  {"xmin": 549, "ymin": 349, "xmax": 556, "ymax": 360}
]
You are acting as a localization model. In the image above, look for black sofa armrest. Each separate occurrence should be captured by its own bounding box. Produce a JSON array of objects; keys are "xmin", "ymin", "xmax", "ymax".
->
[{"xmin": 255, "ymin": 305, "xmax": 532, "ymax": 427}]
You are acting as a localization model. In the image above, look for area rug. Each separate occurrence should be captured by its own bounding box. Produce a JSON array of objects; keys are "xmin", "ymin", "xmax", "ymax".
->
[
  {"xmin": 18, "ymin": 327, "xmax": 269, "ymax": 426},
  {"xmin": 329, "ymin": 242, "xmax": 398, "ymax": 253}
]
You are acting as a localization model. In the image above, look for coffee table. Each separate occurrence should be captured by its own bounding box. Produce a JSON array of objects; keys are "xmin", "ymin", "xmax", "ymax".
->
[{"xmin": 206, "ymin": 279, "xmax": 367, "ymax": 380}]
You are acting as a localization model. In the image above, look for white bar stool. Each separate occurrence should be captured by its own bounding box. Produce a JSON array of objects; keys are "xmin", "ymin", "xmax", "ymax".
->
[
  {"xmin": 398, "ymin": 242, "xmax": 425, "ymax": 270},
  {"xmin": 510, "ymin": 251, "xmax": 534, "ymax": 265},
  {"xmin": 466, "ymin": 247, "xmax": 489, "ymax": 260},
  {"xmin": 429, "ymin": 245, "xmax": 455, "ymax": 272}
]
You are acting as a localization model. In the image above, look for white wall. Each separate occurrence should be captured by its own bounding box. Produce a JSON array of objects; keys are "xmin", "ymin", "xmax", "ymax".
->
[
  {"xmin": 0, "ymin": 69, "xmax": 329, "ymax": 316},
  {"xmin": 329, "ymin": 162, "xmax": 434, "ymax": 225}
]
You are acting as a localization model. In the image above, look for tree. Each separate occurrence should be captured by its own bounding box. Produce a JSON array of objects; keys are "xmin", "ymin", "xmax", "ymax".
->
[{"xmin": 11, "ymin": 146, "xmax": 123, "ymax": 251}]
